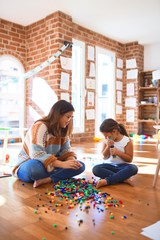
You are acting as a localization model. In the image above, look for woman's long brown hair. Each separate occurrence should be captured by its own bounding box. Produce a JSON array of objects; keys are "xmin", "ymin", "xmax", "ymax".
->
[{"xmin": 35, "ymin": 100, "xmax": 75, "ymax": 137}]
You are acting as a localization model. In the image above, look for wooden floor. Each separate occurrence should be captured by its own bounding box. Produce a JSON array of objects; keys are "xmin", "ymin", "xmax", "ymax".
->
[{"xmin": 0, "ymin": 140, "xmax": 160, "ymax": 240}]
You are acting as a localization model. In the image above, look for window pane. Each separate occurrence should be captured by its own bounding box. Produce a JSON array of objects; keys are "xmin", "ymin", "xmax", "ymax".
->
[{"xmin": 95, "ymin": 47, "xmax": 115, "ymax": 137}]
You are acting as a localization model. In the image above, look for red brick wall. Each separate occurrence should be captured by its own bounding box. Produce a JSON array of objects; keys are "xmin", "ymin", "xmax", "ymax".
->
[
  {"xmin": 25, "ymin": 12, "xmax": 73, "ymax": 126},
  {"xmin": 0, "ymin": 19, "xmax": 26, "ymax": 66},
  {"xmin": 0, "ymin": 11, "xmax": 144, "ymax": 142}
]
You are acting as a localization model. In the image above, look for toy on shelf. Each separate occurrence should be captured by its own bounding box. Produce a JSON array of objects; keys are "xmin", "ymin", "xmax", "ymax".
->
[
  {"xmin": 131, "ymin": 134, "xmax": 148, "ymax": 141},
  {"xmin": 93, "ymin": 137, "xmax": 102, "ymax": 142},
  {"xmin": 139, "ymin": 134, "xmax": 148, "ymax": 140}
]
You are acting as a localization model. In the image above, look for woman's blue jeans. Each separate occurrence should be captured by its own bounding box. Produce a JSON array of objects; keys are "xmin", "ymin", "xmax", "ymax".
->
[
  {"xmin": 17, "ymin": 159, "xmax": 85, "ymax": 184},
  {"xmin": 92, "ymin": 163, "xmax": 138, "ymax": 185}
]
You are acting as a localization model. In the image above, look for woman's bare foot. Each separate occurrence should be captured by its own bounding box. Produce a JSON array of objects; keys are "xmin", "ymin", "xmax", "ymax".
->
[
  {"xmin": 33, "ymin": 177, "xmax": 52, "ymax": 188},
  {"xmin": 96, "ymin": 179, "xmax": 107, "ymax": 189},
  {"xmin": 123, "ymin": 177, "xmax": 134, "ymax": 186}
]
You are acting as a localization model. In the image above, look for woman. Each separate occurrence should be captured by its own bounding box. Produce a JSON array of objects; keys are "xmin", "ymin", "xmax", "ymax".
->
[
  {"xmin": 92, "ymin": 118, "xmax": 138, "ymax": 188},
  {"xmin": 12, "ymin": 100, "xmax": 85, "ymax": 187}
]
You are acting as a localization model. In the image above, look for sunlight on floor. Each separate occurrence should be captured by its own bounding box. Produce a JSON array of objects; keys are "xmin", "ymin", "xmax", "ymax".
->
[{"xmin": 0, "ymin": 195, "xmax": 6, "ymax": 206}]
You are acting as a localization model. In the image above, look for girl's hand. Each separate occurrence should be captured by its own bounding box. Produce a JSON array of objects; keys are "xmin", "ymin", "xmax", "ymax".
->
[
  {"xmin": 110, "ymin": 147, "xmax": 117, "ymax": 156},
  {"xmin": 107, "ymin": 138, "xmax": 114, "ymax": 147}
]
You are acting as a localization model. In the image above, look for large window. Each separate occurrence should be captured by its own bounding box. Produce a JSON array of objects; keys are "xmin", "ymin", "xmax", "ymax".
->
[
  {"xmin": 95, "ymin": 47, "xmax": 116, "ymax": 137},
  {"xmin": 72, "ymin": 39, "xmax": 85, "ymax": 133},
  {"xmin": 0, "ymin": 55, "xmax": 25, "ymax": 138}
]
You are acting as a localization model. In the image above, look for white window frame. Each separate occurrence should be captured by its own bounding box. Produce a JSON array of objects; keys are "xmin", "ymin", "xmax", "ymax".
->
[
  {"xmin": 0, "ymin": 55, "xmax": 25, "ymax": 130},
  {"xmin": 72, "ymin": 39, "xmax": 85, "ymax": 133},
  {"xmin": 95, "ymin": 47, "xmax": 116, "ymax": 137}
]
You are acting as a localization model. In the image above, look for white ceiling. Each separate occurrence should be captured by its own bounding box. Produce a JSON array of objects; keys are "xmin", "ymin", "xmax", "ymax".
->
[{"xmin": 0, "ymin": 0, "xmax": 160, "ymax": 45}]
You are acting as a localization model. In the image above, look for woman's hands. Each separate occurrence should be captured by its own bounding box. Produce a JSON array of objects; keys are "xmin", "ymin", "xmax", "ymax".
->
[
  {"xmin": 46, "ymin": 158, "xmax": 82, "ymax": 172},
  {"xmin": 62, "ymin": 159, "xmax": 82, "ymax": 169},
  {"xmin": 47, "ymin": 164, "xmax": 55, "ymax": 172}
]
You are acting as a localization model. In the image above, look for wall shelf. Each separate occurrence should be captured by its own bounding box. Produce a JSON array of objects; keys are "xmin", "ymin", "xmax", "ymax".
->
[{"xmin": 138, "ymin": 70, "xmax": 160, "ymax": 136}]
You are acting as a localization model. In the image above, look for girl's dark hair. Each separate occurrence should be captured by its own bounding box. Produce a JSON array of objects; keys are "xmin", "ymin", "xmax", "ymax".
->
[
  {"xmin": 36, "ymin": 100, "xmax": 75, "ymax": 137},
  {"xmin": 99, "ymin": 118, "xmax": 129, "ymax": 137}
]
